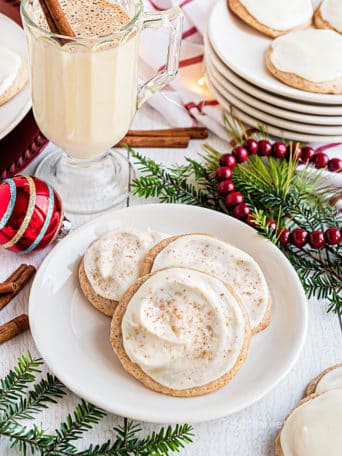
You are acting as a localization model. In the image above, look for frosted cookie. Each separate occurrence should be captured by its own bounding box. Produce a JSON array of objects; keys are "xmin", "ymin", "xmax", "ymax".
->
[
  {"xmin": 79, "ymin": 228, "xmax": 168, "ymax": 317},
  {"xmin": 141, "ymin": 234, "xmax": 271, "ymax": 334},
  {"xmin": 314, "ymin": 0, "xmax": 342, "ymax": 34},
  {"xmin": 110, "ymin": 267, "xmax": 251, "ymax": 397},
  {"xmin": 305, "ymin": 363, "xmax": 342, "ymax": 396},
  {"xmin": 275, "ymin": 390, "xmax": 342, "ymax": 456},
  {"xmin": 228, "ymin": 0, "xmax": 313, "ymax": 38},
  {"xmin": 0, "ymin": 47, "xmax": 28, "ymax": 106},
  {"xmin": 266, "ymin": 29, "xmax": 342, "ymax": 94}
]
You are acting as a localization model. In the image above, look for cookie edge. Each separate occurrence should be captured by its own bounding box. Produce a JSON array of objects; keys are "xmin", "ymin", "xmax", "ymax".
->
[
  {"xmin": 305, "ymin": 363, "xmax": 342, "ymax": 396},
  {"xmin": 0, "ymin": 56, "xmax": 28, "ymax": 106}
]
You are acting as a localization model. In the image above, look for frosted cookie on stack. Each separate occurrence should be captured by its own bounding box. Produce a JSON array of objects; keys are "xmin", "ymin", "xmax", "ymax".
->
[
  {"xmin": 79, "ymin": 228, "xmax": 168, "ymax": 316},
  {"xmin": 0, "ymin": 47, "xmax": 28, "ymax": 106},
  {"xmin": 110, "ymin": 267, "xmax": 251, "ymax": 397},
  {"xmin": 275, "ymin": 364, "xmax": 342, "ymax": 456},
  {"xmin": 266, "ymin": 29, "xmax": 342, "ymax": 94},
  {"xmin": 314, "ymin": 0, "xmax": 342, "ymax": 34},
  {"xmin": 141, "ymin": 234, "xmax": 271, "ymax": 334},
  {"xmin": 227, "ymin": 0, "xmax": 313, "ymax": 38},
  {"xmin": 305, "ymin": 363, "xmax": 342, "ymax": 395}
]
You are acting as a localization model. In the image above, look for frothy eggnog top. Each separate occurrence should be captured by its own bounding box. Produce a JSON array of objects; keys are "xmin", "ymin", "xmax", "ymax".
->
[{"xmin": 37, "ymin": 0, "xmax": 131, "ymax": 37}]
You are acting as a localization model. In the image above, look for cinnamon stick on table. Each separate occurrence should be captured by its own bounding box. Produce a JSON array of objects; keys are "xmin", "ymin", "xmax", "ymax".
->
[
  {"xmin": 0, "ymin": 314, "xmax": 29, "ymax": 345},
  {"xmin": 0, "ymin": 282, "xmax": 17, "ymax": 295},
  {"xmin": 127, "ymin": 127, "xmax": 209, "ymax": 140},
  {"xmin": 0, "ymin": 265, "xmax": 36, "ymax": 311},
  {"xmin": 117, "ymin": 135, "xmax": 190, "ymax": 149}
]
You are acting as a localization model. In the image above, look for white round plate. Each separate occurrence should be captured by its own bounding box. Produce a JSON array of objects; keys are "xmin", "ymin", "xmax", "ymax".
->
[
  {"xmin": 207, "ymin": 73, "xmax": 342, "ymax": 142},
  {"xmin": 0, "ymin": 14, "xmax": 31, "ymax": 139},
  {"xmin": 207, "ymin": 67, "xmax": 342, "ymax": 136},
  {"xmin": 209, "ymin": 0, "xmax": 342, "ymax": 105},
  {"xmin": 205, "ymin": 43, "xmax": 342, "ymax": 120},
  {"xmin": 29, "ymin": 204, "xmax": 307, "ymax": 424},
  {"xmin": 206, "ymin": 50, "xmax": 342, "ymax": 124}
]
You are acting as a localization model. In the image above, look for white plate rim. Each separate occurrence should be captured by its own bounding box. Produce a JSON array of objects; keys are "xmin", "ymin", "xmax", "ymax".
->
[
  {"xmin": 208, "ymin": 0, "xmax": 342, "ymax": 106},
  {"xmin": 206, "ymin": 73, "xmax": 342, "ymax": 142},
  {"xmin": 206, "ymin": 55, "xmax": 342, "ymax": 125},
  {"xmin": 0, "ymin": 14, "xmax": 31, "ymax": 140},
  {"xmin": 206, "ymin": 63, "xmax": 342, "ymax": 131},
  {"xmin": 29, "ymin": 204, "xmax": 308, "ymax": 423}
]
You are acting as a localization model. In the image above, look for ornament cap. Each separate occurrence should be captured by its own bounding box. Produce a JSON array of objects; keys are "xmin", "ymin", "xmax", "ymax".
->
[{"xmin": 57, "ymin": 217, "xmax": 72, "ymax": 240}]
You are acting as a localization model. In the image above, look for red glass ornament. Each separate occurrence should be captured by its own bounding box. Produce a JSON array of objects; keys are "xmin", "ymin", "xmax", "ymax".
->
[
  {"xmin": 308, "ymin": 231, "xmax": 325, "ymax": 249},
  {"xmin": 244, "ymin": 139, "xmax": 259, "ymax": 155},
  {"xmin": 0, "ymin": 176, "xmax": 69, "ymax": 253},
  {"xmin": 291, "ymin": 229, "xmax": 308, "ymax": 248},
  {"xmin": 272, "ymin": 142, "xmax": 287, "ymax": 159},
  {"xmin": 232, "ymin": 146, "xmax": 249, "ymax": 163},
  {"xmin": 225, "ymin": 191, "xmax": 244, "ymax": 207},
  {"xmin": 325, "ymin": 228, "xmax": 341, "ymax": 245},
  {"xmin": 301, "ymin": 147, "xmax": 315, "ymax": 163},
  {"xmin": 232, "ymin": 203, "xmax": 250, "ymax": 219},
  {"xmin": 219, "ymin": 154, "xmax": 237, "ymax": 168},
  {"xmin": 328, "ymin": 158, "xmax": 342, "ymax": 172},
  {"xmin": 215, "ymin": 167, "xmax": 233, "ymax": 181},
  {"xmin": 217, "ymin": 180, "xmax": 235, "ymax": 196},
  {"xmin": 258, "ymin": 140, "xmax": 272, "ymax": 156},
  {"xmin": 266, "ymin": 220, "xmax": 277, "ymax": 231},
  {"xmin": 314, "ymin": 152, "xmax": 329, "ymax": 169}
]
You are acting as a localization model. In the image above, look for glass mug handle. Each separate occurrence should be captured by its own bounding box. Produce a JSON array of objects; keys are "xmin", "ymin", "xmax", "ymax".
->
[{"xmin": 137, "ymin": 8, "xmax": 184, "ymax": 109}]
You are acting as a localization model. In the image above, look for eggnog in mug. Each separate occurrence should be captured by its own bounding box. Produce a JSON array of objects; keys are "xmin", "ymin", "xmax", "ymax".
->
[{"xmin": 29, "ymin": 0, "xmax": 139, "ymax": 159}]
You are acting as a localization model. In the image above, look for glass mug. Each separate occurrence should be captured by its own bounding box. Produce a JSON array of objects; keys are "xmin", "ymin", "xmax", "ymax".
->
[{"xmin": 21, "ymin": 0, "xmax": 183, "ymax": 214}]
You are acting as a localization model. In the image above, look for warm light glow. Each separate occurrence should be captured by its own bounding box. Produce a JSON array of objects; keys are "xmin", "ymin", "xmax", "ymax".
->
[{"xmin": 198, "ymin": 76, "xmax": 206, "ymax": 87}]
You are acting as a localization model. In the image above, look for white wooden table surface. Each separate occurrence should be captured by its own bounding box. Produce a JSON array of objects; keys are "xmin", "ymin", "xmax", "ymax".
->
[{"xmin": 1, "ymin": 105, "xmax": 341, "ymax": 456}]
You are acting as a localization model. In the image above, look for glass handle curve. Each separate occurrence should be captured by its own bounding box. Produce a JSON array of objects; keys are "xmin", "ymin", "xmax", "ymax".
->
[{"xmin": 137, "ymin": 7, "xmax": 184, "ymax": 109}]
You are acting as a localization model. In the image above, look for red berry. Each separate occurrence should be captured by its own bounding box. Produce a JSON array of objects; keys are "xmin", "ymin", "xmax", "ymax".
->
[
  {"xmin": 258, "ymin": 140, "xmax": 272, "ymax": 156},
  {"xmin": 266, "ymin": 220, "xmax": 277, "ymax": 231},
  {"xmin": 272, "ymin": 142, "xmax": 287, "ymax": 159},
  {"xmin": 325, "ymin": 227, "xmax": 341, "ymax": 245},
  {"xmin": 244, "ymin": 139, "xmax": 259, "ymax": 155},
  {"xmin": 328, "ymin": 158, "xmax": 342, "ymax": 172},
  {"xmin": 301, "ymin": 146, "xmax": 315, "ymax": 163},
  {"xmin": 215, "ymin": 166, "xmax": 233, "ymax": 181},
  {"xmin": 278, "ymin": 228, "xmax": 290, "ymax": 246},
  {"xmin": 291, "ymin": 229, "xmax": 308, "ymax": 248},
  {"xmin": 219, "ymin": 153, "xmax": 237, "ymax": 168},
  {"xmin": 225, "ymin": 191, "xmax": 244, "ymax": 207},
  {"xmin": 314, "ymin": 152, "xmax": 329, "ymax": 169},
  {"xmin": 232, "ymin": 203, "xmax": 250, "ymax": 219},
  {"xmin": 287, "ymin": 143, "xmax": 302, "ymax": 160},
  {"xmin": 232, "ymin": 146, "xmax": 249, "ymax": 163},
  {"xmin": 217, "ymin": 180, "xmax": 235, "ymax": 196},
  {"xmin": 309, "ymin": 231, "xmax": 325, "ymax": 249}
]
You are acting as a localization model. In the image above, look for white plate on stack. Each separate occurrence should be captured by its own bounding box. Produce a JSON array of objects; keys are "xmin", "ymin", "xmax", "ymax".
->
[{"xmin": 206, "ymin": 0, "xmax": 342, "ymax": 142}]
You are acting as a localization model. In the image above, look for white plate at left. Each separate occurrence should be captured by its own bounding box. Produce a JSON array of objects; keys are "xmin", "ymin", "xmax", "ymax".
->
[
  {"xmin": 0, "ymin": 14, "xmax": 31, "ymax": 139},
  {"xmin": 29, "ymin": 204, "xmax": 307, "ymax": 424}
]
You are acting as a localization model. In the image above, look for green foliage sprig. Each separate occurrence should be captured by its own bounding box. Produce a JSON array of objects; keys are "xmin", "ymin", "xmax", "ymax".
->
[
  {"xmin": 131, "ymin": 139, "xmax": 342, "ymax": 314},
  {"xmin": 0, "ymin": 354, "xmax": 194, "ymax": 456}
]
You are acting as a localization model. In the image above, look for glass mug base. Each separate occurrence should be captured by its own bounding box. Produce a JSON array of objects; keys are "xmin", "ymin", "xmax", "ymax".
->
[{"xmin": 35, "ymin": 147, "xmax": 134, "ymax": 215}]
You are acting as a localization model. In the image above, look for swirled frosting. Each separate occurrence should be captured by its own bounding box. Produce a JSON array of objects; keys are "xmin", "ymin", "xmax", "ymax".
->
[
  {"xmin": 0, "ymin": 47, "xmax": 21, "ymax": 97},
  {"xmin": 239, "ymin": 0, "xmax": 313, "ymax": 31},
  {"xmin": 316, "ymin": 365, "xmax": 342, "ymax": 393},
  {"xmin": 122, "ymin": 267, "xmax": 247, "ymax": 389},
  {"xmin": 280, "ymin": 390, "xmax": 342, "ymax": 456},
  {"xmin": 84, "ymin": 228, "xmax": 168, "ymax": 301},
  {"xmin": 150, "ymin": 234, "xmax": 269, "ymax": 331}
]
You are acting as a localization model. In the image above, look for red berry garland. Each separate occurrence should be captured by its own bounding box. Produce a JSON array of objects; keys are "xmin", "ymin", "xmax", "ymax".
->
[{"xmin": 215, "ymin": 140, "xmax": 341, "ymax": 249}]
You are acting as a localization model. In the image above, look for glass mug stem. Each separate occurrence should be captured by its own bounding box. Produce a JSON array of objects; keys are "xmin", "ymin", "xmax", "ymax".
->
[{"xmin": 137, "ymin": 8, "xmax": 183, "ymax": 109}]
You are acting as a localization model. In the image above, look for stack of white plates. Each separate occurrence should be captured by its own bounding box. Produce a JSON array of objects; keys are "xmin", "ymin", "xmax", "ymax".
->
[{"xmin": 206, "ymin": 0, "xmax": 342, "ymax": 142}]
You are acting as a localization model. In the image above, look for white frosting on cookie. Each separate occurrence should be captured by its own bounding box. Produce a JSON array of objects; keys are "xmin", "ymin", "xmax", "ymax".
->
[
  {"xmin": 316, "ymin": 365, "xmax": 342, "ymax": 393},
  {"xmin": 239, "ymin": 0, "xmax": 313, "ymax": 31},
  {"xmin": 150, "ymin": 234, "xmax": 269, "ymax": 331},
  {"xmin": 270, "ymin": 29, "xmax": 342, "ymax": 83},
  {"xmin": 321, "ymin": 0, "xmax": 342, "ymax": 33},
  {"xmin": 280, "ymin": 390, "xmax": 342, "ymax": 456},
  {"xmin": 84, "ymin": 228, "xmax": 168, "ymax": 301},
  {"xmin": 0, "ymin": 47, "xmax": 21, "ymax": 97},
  {"xmin": 122, "ymin": 267, "xmax": 247, "ymax": 389}
]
